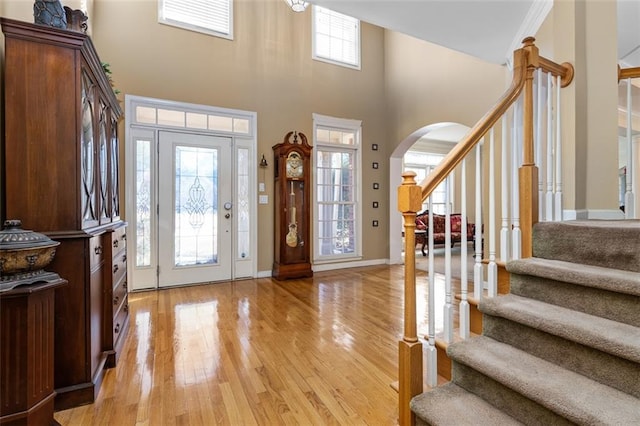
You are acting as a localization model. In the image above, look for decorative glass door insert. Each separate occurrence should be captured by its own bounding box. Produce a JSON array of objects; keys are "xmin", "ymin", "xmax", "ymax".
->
[{"xmin": 174, "ymin": 146, "xmax": 217, "ymax": 266}]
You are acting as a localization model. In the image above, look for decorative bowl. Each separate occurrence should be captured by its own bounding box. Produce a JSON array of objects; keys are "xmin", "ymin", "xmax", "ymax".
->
[{"xmin": 0, "ymin": 219, "xmax": 60, "ymax": 277}]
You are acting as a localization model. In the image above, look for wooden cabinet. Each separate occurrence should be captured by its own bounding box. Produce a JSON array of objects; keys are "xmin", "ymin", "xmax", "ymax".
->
[
  {"xmin": 104, "ymin": 223, "xmax": 128, "ymax": 368},
  {"xmin": 0, "ymin": 279, "xmax": 66, "ymax": 425},
  {"xmin": 1, "ymin": 18, "xmax": 128, "ymax": 410}
]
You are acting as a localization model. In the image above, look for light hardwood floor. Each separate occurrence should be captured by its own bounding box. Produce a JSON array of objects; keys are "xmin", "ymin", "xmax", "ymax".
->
[{"xmin": 54, "ymin": 264, "xmax": 443, "ymax": 425}]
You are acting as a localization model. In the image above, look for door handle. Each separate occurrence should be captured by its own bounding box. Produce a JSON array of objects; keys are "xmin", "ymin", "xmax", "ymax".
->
[{"xmin": 225, "ymin": 213, "xmax": 231, "ymax": 219}]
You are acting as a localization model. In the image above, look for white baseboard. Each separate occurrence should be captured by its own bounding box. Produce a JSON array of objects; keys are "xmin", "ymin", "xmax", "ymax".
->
[
  {"xmin": 313, "ymin": 258, "xmax": 389, "ymax": 272},
  {"xmin": 257, "ymin": 258, "xmax": 390, "ymax": 278},
  {"xmin": 563, "ymin": 209, "xmax": 625, "ymax": 220}
]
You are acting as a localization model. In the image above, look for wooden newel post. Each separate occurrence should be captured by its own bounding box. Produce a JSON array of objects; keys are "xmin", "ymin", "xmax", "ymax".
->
[
  {"xmin": 520, "ymin": 37, "xmax": 540, "ymax": 258},
  {"xmin": 397, "ymin": 172, "xmax": 423, "ymax": 426}
]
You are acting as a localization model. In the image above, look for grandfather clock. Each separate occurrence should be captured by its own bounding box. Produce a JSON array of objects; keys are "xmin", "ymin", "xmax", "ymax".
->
[{"xmin": 272, "ymin": 131, "xmax": 313, "ymax": 280}]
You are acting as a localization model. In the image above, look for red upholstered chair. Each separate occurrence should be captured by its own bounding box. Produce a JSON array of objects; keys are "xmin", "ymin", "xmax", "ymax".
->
[{"xmin": 414, "ymin": 211, "xmax": 477, "ymax": 256}]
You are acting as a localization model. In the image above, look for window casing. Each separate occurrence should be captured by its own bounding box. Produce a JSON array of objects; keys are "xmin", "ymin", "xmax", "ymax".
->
[
  {"xmin": 404, "ymin": 151, "xmax": 453, "ymax": 215},
  {"xmin": 158, "ymin": 0, "xmax": 233, "ymax": 40},
  {"xmin": 313, "ymin": 114, "xmax": 362, "ymax": 261},
  {"xmin": 312, "ymin": 6, "xmax": 360, "ymax": 70}
]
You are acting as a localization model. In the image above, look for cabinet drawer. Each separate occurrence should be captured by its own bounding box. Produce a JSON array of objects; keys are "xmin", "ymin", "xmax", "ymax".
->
[
  {"xmin": 112, "ymin": 226, "xmax": 127, "ymax": 253},
  {"xmin": 89, "ymin": 235, "xmax": 104, "ymax": 271},
  {"xmin": 111, "ymin": 252, "xmax": 127, "ymax": 285},
  {"xmin": 113, "ymin": 297, "xmax": 129, "ymax": 344},
  {"xmin": 112, "ymin": 278, "xmax": 127, "ymax": 311}
]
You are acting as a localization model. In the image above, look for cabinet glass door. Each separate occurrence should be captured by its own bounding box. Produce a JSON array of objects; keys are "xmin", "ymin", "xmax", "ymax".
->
[
  {"xmin": 81, "ymin": 70, "xmax": 98, "ymax": 228},
  {"xmin": 98, "ymin": 100, "xmax": 110, "ymax": 222}
]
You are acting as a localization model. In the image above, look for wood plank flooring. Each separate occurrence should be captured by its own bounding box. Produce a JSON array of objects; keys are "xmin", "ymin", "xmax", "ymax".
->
[{"xmin": 55, "ymin": 264, "xmax": 445, "ymax": 425}]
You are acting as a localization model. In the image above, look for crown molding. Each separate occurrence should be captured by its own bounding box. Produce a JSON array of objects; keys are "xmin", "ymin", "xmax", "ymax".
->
[{"xmin": 504, "ymin": 0, "xmax": 553, "ymax": 65}]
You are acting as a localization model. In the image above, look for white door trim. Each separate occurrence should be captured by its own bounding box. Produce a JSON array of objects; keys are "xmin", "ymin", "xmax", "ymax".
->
[{"xmin": 124, "ymin": 95, "xmax": 257, "ymax": 290}]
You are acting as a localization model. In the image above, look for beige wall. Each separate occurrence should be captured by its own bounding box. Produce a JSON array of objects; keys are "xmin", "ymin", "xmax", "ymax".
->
[
  {"xmin": 90, "ymin": 0, "xmax": 392, "ymax": 271},
  {"xmin": 383, "ymin": 30, "xmax": 509, "ymax": 151},
  {"xmin": 535, "ymin": 0, "xmax": 620, "ymax": 216},
  {"xmin": 75, "ymin": 0, "xmax": 389, "ymax": 271},
  {"xmin": 0, "ymin": 1, "xmax": 512, "ymax": 272},
  {"xmin": 383, "ymin": 30, "xmax": 508, "ymax": 260},
  {"xmin": 7, "ymin": 1, "xmax": 614, "ymax": 274}
]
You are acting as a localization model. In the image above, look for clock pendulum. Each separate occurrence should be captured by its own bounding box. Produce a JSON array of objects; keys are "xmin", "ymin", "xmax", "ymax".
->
[{"xmin": 286, "ymin": 180, "xmax": 298, "ymax": 247}]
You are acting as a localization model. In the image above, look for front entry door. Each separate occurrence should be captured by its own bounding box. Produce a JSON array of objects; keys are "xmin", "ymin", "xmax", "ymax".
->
[{"xmin": 158, "ymin": 131, "xmax": 232, "ymax": 287}]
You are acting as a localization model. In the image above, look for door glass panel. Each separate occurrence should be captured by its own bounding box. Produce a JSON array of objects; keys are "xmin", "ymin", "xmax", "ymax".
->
[
  {"xmin": 175, "ymin": 146, "xmax": 218, "ymax": 267},
  {"xmin": 136, "ymin": 139, "xmax": 152, "ymax": 267},
  {"xmin": 237, "ymin": 148, "xmax": 250, "ymax": 259}
]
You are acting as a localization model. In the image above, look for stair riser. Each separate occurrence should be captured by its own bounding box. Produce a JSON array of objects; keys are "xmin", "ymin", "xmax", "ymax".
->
[
  {"xmin": 510, "ymin": 274, "xmax": 640, "ymax": 327},
  {"xmin": 482, "ymin": 315, "xmax": 640, "ymax": 398},
  {"xmin": 452, "ymin": 363, "xmax": 572, "ymax": 425},
  {"xmin": 533, "ymin": 223, "xmax": 640, "ymax": 273}
]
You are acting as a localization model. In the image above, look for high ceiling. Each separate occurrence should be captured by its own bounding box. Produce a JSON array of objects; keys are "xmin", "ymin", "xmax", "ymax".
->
[
  {"xmin": 618, "ymin": 0, "xmax": 640, "ymax": 67},
  {"xmin": 310, "ymin": 0, "xmax": 640, "ymax": 67}
]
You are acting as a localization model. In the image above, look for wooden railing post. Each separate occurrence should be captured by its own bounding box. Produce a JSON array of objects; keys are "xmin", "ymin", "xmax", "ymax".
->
[
  {"xmin": 519, "ymin": 37, "xmax": 540, "ymax": 258},
  {"xmin": 398, "ymin": 172, "xmax": 423, "ymax": 426}
]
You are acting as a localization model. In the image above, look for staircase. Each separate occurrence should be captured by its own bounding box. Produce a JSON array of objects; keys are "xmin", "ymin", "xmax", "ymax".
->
[{"xmin": 410, "ymin": 220, "xmax": 640, "ymax": 425}]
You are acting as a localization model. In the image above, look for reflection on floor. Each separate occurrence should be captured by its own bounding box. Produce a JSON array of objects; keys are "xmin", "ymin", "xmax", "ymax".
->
[{"xmin": 54, "ymin": 265, "xmax": 421, "ymax": 425}]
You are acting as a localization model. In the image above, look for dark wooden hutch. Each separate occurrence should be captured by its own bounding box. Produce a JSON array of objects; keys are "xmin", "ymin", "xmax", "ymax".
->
[{"xmin": 1, "ymin": 18, "xmax": 129, "ymax": 410}]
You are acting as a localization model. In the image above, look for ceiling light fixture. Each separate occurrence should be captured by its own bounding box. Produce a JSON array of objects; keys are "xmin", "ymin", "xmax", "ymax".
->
[{"xmin": 285, "ymin": 0, "xmax": 308, "ymax": 12}]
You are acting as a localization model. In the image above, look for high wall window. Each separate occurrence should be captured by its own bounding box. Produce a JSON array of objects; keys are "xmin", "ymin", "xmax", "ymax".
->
[
  {"xmin": 312, "ymin": 6, "xmax": 360, "ymax": 70},
  {"xmin": 159, "ymin": 0, "xmax": 233, "ymax": 40},
  {"xmin": 313, "ymin": 114, "xmax": 362, "ymax": 261}
]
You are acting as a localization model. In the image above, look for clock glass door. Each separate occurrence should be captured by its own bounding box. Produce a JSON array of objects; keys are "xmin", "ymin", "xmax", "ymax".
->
[{"xmin": 158, "ymin": 131, "xmax": 232, "ymax": 287}]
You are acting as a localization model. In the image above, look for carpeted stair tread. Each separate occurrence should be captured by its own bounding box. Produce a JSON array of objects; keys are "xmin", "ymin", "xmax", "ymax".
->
[
  {"xmin": 507, "ymin": 257, "xmax": 640, "ymax": 297},
  {"xmin": 448, "ymin": 336, "xmax": 640, "ymax": 424},
  {"xmin": 410, "ymin": 382, "xmax": 524, "ymax": 426},
  {"xmin": 480, "ymin": 294, "xmax": 640, "ymax": 363},
  {"xmin": 532, "ymin": 220, "xmax": 640, "ymax": 272}
]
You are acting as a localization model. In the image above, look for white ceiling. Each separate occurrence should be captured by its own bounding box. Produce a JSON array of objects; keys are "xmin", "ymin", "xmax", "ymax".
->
[
  {"xmin": 618, "ymin": 0, "xmax": 640, "ymax": 68},
  {"xmin": 310, "ymin": 0, "xmax": 640, "ymax": 67}
]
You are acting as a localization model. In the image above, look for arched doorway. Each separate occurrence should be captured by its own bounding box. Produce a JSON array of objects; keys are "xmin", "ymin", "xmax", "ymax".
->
[{"xmin": 388, "ymin": 122, "xmax": 470, "ymax": 264}]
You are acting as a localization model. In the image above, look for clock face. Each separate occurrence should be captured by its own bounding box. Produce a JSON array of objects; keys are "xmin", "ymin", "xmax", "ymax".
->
[{"xmin": 286, "ymin": 152, "xmax": 303, "ymax": 178}]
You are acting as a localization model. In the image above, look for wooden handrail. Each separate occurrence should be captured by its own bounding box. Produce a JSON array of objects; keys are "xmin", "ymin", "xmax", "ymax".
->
[
  {"xmin": 421, "ymin": 38, "xmax": 573, "ymax": 201},
  {"xmin": 619, "ymin": 66, "xmax": 640, "ymax": 80},
  {"xmin": 539, "ymin": 58, "xmax": 574, "ymax": 87},
  {"xmin": 421, "ymin": 48, "xmax": 526, "ymax": 200}
]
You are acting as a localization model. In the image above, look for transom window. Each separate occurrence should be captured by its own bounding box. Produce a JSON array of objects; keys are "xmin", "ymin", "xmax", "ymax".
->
[
  {"xmin": 158, "ymin": 0, "xmax": 233, "ymax": 40},
  {"xmin": 131, "ymin": 102, "xmax": 251, "ymax": 136},
  {"xmin": 313, "ymin": 114, "xmax": 362, "ymax": 261},
  {"xmin": 312, "ymin": 6, "xmax": 360, "ymax": 70}
]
